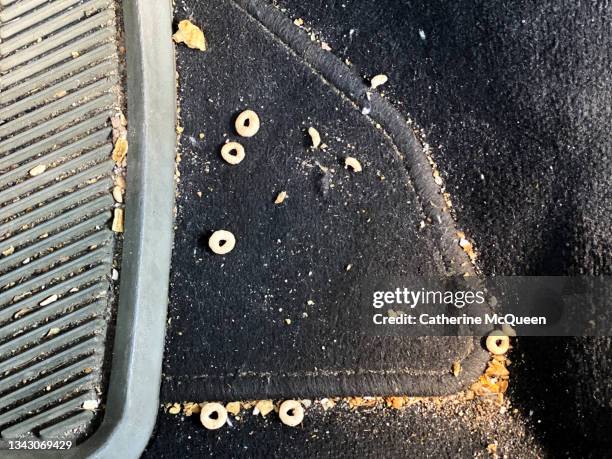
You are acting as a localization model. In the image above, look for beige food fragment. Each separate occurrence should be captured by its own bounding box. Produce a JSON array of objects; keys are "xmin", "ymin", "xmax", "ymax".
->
[
  {"xmin": 29, "ymin": 164, "xmax": 46, "ymax": 176},
  {"xmin": 173, "ymin": 20, "xmax": 207, "ymax": 51},
  {"xmin": 254, "ymin": 400, "xmax": 274, "ymax": 417},
  {"xmin": 183, "ymin": 402, "xmax": 201, "ymax": 416},
  {"xmin": 320, "ymin": 398, "xmax": 336, "ymax": 411},
  {"xmin": 344, "ymin": 156, "xmax": 362, "ymax": 172},
  {"xmin": 112, "ymin": 185, "xmax": 124, "ymax": 203},
  {"xmin": 274, "ymin": 191, "xmax": 287, "ymax": 204},
  {"xmin": 321, "ymin": 42, "xmax": 332, "ymax": 51},
  {"xmin": 2, "ymin": 246, "xmax": 15, "ymax": 257},
  {"xmin": 347, "ymin": 397, "xmax": 380, "ymax": 409},
  {"xmin": 293, "ymin": 18, "xmax": 304, "ymax": 26},
  {"xmin": 71, "ymin": 51, "xmax": 80, "ymax": 58},
  {"xmin": 82, "ymin": 400, "xmax": 99, "ymax": 411},
  {"xmin": 40, "ymin": 294, "xmax": 58, "ymax": 306},
  {"xmin": 13, "ymin": 308, "xmax": 30, "ymax": 319},
  {"xmin": 168, "ymin": 403, "xmax": 181, "ymax": 415},
  {"xmin": 432, "ymin": 169, "xmax": 443, "ymax": 186},
  {"xmin": 112, "ymin": 137, "xmax": 128, "ymax": 163},
  {"xmin": 46, "ymin": 327, "xmax": 60, "ymax": 337},
  {"xmin": 308, "ymin": 127, "xmax": 321, "ymax": 148},
  {"xmin": 112, "ymin": 208, "xmax": 124, "ymax": 233},
  {"xmin": 115, "ymin": 175, "xmax": 126, "ymax": 189},
  {"xmin": 370, "ymin": 74, "xmax": 388, "ymax": 89},
  {"xmin": 452, "ymin": 360, "xmax": 462, "ymax": 377},
  {"xmin": 385, "ymin": 396, "xmax": 407, "ymax": 409},
  {"xmin": 226, "ymin": 401, "xmax": 241, "ymax": 415}
]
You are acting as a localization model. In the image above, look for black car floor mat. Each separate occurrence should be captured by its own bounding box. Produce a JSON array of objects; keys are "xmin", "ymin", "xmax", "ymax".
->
[{"xmin": 163, "ymin": 0, "xmax": 488, "ymax": 401}]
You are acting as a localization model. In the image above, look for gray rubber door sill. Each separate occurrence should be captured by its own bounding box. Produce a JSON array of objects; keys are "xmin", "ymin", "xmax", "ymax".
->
[{"xmin": 0, "ymin": 1, "xmax": 174, "ymax": 457}]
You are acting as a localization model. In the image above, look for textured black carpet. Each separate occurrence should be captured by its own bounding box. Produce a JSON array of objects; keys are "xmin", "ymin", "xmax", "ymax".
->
[
  {"xmin": 162, "ymin": 0, "xmax": 486, "ymax": 402},
  {"xmin": 269, "ymin": 0, "xmax": 612, "ymax": 455},
  {"xmin": 147, "ymin": 0, "xmax": 612, "ymax": 456}
]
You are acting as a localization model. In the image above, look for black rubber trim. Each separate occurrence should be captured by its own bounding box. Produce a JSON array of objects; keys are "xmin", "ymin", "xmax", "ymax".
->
[{"xmin": 64, "ymin": 1, "xmax": 176, "ymax": 457}]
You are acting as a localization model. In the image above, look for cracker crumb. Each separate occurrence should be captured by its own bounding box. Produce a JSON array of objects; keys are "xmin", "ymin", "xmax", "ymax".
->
[
  {"xmin": 308, "ymin": 127, "xmax": 321, "ymax": 148},
  {"xmin": 2, "ymin": 246, "xmax": 15, "ymax": 257},
  {"xmin": 452, "ymin": 360, "xmax": 462, "ymax": 377},
  {"xmin": 183, "ymin": 402, "xmax": 201, "ymax": 416},
  {"xmin": 274, "ymin": 191, "xmax": 287, "ymax": 204},
  {"xmin": 226, "ymin": 402, "xmax": 241, "ymax": 415},
  {"xmin": 82, "ymin": 400, "xmax": 99, "ymax": 411},
  {"xmin": 254, "ymin": 400, "xmax": 274, "ymax": 417},
  {"xmin": 29, "ymin": 164, "xmax": 46, "ymax": 176},
  {"xmin": 173, "ymin": 20, "xmax": 207, "ymax": 51},
  {"xmin": 168, "ymin": 403, "xmax": 181, "ymax": 415},
  {"xmin": 112, "ymin": 208, "xmax": 124, "ymax": 233},
  {"xmin": 320, "ymin": 398, "xmax": 336, "ymax": 411},
  {"xmin": 370, "ymin": 74, "xmax": 388, "ymax": 89},
  {"xmin": 112, "ymin": 137, "xmax": 128, "ymax": 163},
  {"xmin": 344, "ymin": 157, "xmax": 362, "ymax": 172},
  {"xmin": 40, "ymin": 294, "xmax": 58, "ymax": 306}
]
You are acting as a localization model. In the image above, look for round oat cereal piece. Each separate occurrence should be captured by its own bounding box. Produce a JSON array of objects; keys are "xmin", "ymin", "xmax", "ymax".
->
[
  {"xmin": 208, "ymin": 230, "xmax": 236, "ymax": 255},
  {"xmin": 485, "ymin": 330, "xmax": 510, "ymax": 355},
  {"xmin": 200, "ymin": 402, "xmax": 228, "ymax": 430},
  {"xmin": 235, "ymin": 110, "xmax": 260, "ymax": 137},
  {"xmin": 278, "ymin": 400, "xmax": 304, "ymax": 427},
  {"xmin": 221, "ymin": 141, "xmax": 245, "ymax": 165}
]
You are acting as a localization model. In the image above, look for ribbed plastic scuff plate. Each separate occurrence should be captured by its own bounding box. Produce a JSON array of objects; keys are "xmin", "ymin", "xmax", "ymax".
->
[{"xmin": 0, "ymin": 0, "xmax": 121, "ymax": 442}]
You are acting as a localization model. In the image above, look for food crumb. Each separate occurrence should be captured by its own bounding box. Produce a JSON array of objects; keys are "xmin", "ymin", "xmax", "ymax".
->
[
  {"xmin": 29, "ymin": 164, "xmax": 46, "ymax": 176},
  {"xmin": 168, "ymin": 403, "xmax": 181, "ymax": 415},
  {"xmin": 112, "ymin": 137, "xmax": 128, "ymax": 163},
  {"xmin": 182, "ymin": 402, "xmax": 201, "ymax": 416},
  {"xmin": 254, "ymin": 400, "xmax": 274, "ymax": 417},
  {"xmin": 82, "ymin": 400, "xmax": 99, "ymax": 411},
  {"xmin": 112, "ymin": 208, "xmax": 124, "ymax": 233},
  {"xmin": 274, "ymin": 191, "xmax": 287, "ymax": 204},
  {"xmin": 452, "ymin": 361, "xmax": 462, "ymax": 377},
  {"xmin": 308, "ymin": 127, "xmax": 321, "ymax": 148},
  {"xmin": 173, "ymin": 20, "xmax": 207, "ymax": 51},
  {"xmin": 226, "ymin": 402, "xmax": 241, "ymax": 415},
  {"xmin": 370, "ymin": 74, "xmax": 389, "ymax": 89},
  {"xmin": 40, "ymin": 294, "xmax": 58, "ymax": 306},
  {"xmin": 344, "ymin": 157, "xmax": 362, "ymax": 172},
  {"xmin": 46, "ymin": 327, "xmax": 60, "ymax": 337}
]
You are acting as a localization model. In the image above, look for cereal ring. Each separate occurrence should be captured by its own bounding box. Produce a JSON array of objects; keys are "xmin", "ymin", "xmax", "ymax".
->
[
  {"xmin": 200, "ymin": 402, "xmax": 228, "ymax": 430},
  {"xmin": 221, "ymin": 141, "xmax": 245, "ymax": 165},
  {"xmin": 208, "ymin": 230, "xmax": 236, "ymax": 255},
  {"xmin": 278, "ymin": 400, "xmax": 304, "ymax": 427},
  {"xmin": 235, "ymin": 110, "xmax": 260, "ymax": 137},
  {"xmin": 485, "ymin": 331, "xmax": 510, "ymax": 355}
]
